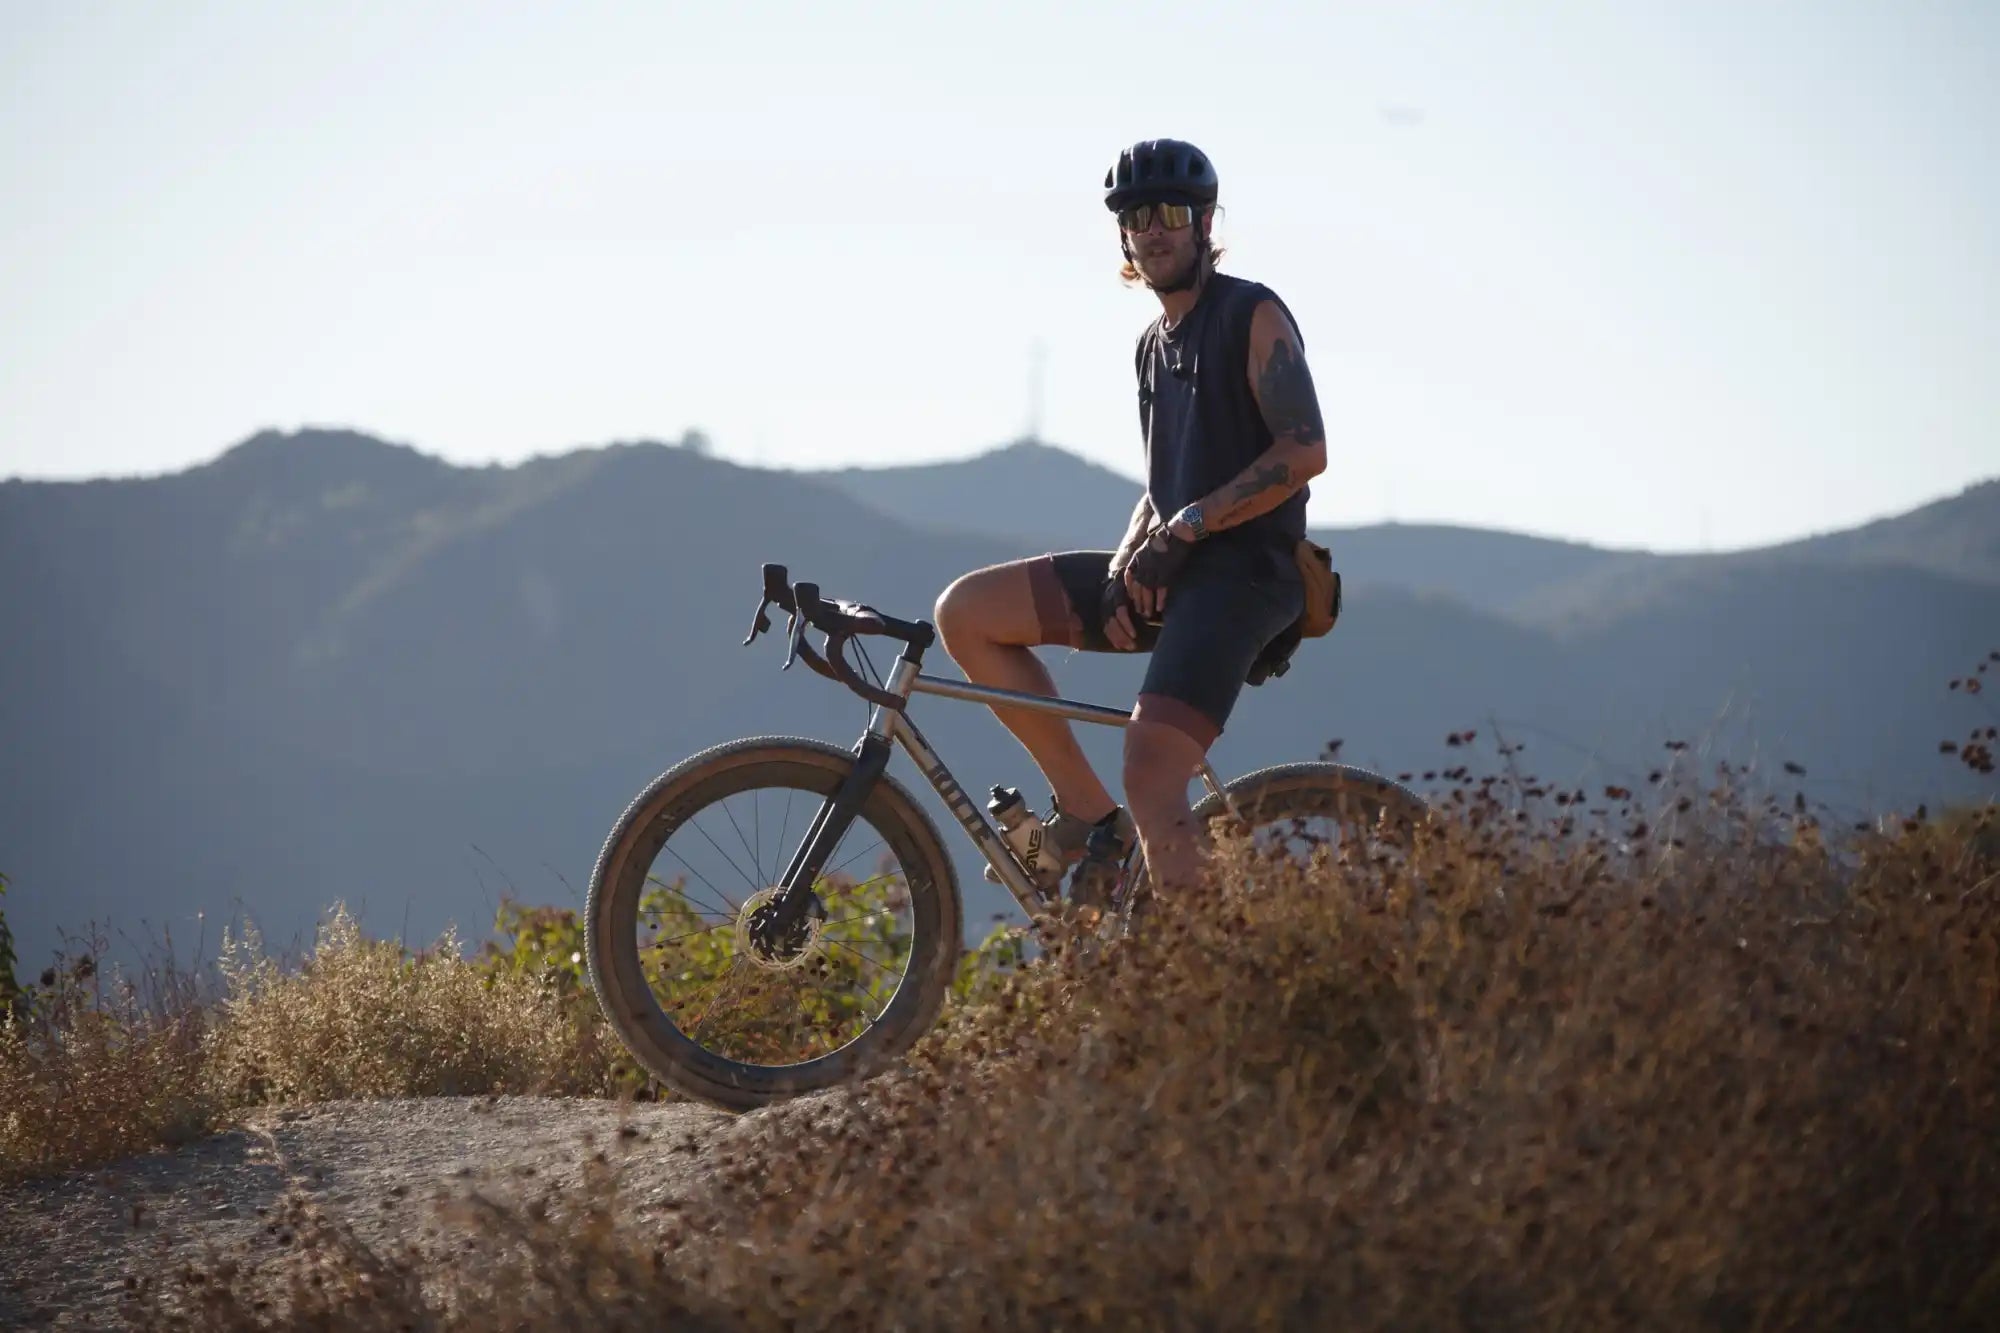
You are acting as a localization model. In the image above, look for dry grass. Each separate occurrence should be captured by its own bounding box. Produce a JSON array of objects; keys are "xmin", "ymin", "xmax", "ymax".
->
[
  {"xmin": 206, "ymin": 908, "xmax": 592, "ymax": 1104},
  {"xmin": 126, "ymin": 766, "xmax": 2000, "ymax": 1332},
  {"xmin": 0, "ymin": 934, "xmax": 215, "ymax": 1182},
  {"xmin": 1, "ymin": 904, "xmax": 608, "ymax": 1182}
]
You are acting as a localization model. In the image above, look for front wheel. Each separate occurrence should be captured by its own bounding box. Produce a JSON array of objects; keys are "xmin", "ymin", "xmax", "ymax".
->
[
  {"xmin": 585, "ymin": 735, "xmax": 963, "ymax": 1111},
  {"xmin": 1116, "ymin": 762, "xmax": 1430, "ymax": 928}
]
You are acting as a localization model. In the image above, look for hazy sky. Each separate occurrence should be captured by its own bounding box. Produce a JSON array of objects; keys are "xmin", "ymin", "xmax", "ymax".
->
[{"xmin": 3, "ymin": 1, "xmax": 1994, "ymax": 550}]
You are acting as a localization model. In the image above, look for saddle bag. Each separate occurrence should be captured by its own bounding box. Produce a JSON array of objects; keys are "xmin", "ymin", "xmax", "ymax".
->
[
  {"xmin": 1294, "ymin": 537, "xmax": 1342, "ymax": 638},
  {"xmin": 1246, "ymin": 538, "xmax": 1343, "ymax": 685}
]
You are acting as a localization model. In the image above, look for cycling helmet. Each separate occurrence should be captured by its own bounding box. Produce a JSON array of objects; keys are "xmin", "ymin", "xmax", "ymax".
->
[{"xmin": 1103, "ymin": 139, "xmax": 1220, "ymax": 211}]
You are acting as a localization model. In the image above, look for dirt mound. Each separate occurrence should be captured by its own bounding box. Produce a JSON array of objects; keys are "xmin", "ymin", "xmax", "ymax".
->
[{"xmin": 0, "ymin": 1097, "xmax": 728, "ymax": 1329}]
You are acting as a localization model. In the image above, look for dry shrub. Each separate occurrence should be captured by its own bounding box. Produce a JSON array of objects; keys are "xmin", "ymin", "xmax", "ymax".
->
[
  {"xmin": 1, "ymin": 902, "xmax": 609, "ymax": 1180},
  {"xmin": 0, "ymin": 939, "xmax": 217, "ymax": 1182},
  {"xmin": 688, "ymin": 797, "xmax": 1999, "ymax": 1331},
  {"xmin": 135, "ymin": 779, "xmax": 2000, "ymax": 1332},
  {"xmin": 207, "ymin": 905, "xmax": 580, "ymax": 1104}
]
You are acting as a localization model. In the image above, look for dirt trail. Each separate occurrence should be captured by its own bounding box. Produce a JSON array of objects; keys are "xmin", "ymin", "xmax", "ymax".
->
[{"xmin": 0, "ymin": 1097, "xmax": 734, "ymax": 1329}]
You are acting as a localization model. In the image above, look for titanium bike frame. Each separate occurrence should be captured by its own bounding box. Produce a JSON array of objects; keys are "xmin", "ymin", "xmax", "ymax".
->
[{"xmin": 765, "ymin": 627, "xmax": 1238, "ymax": 932}]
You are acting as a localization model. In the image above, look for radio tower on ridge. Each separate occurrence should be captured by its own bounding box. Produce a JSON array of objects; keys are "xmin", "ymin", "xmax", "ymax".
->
[{"xmin": 1023, "ymin": 338, "xmax": 1046, "ymax": 445}]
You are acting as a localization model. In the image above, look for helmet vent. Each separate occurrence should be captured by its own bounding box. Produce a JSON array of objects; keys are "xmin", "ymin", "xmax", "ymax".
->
[{"xmin": 1103, "ymin": 138, "xmax": 1218, "ymax": 211}]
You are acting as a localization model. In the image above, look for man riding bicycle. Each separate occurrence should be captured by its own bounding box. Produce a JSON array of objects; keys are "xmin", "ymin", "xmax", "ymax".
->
[{"xmin": 934, "ymin": 137, "xmax": 1329, "ymax": 913}]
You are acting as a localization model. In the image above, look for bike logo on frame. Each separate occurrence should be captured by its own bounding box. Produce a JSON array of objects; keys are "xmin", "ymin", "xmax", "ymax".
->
[{"xmin": 925, "ymin": 762, "xmax": 985, "ymax": 839}]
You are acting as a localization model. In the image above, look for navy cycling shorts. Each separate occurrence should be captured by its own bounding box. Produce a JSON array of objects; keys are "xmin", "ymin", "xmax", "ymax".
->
[{"xmin": 1028, "ymin": 542, "xmax": 1302, "ymax": 747}]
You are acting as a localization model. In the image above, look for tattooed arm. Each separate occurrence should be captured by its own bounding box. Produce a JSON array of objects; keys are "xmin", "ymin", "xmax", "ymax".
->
[
  {"xmin": 1108, "ymin": 492, "xmax": 1157, "ymax": 576},
  {"xmin": 1168, "ymin": 299, "xmax": 1328, "ymax": 538},
  {"xmin": 1102, "ymin": 492, "xmax": 1158, "ymax": 645}
]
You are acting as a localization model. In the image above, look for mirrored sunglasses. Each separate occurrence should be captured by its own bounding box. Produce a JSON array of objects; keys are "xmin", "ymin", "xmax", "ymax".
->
[{"xmin": 1116, "ymin": 201, "xmax": 1195, "ymax": 233}]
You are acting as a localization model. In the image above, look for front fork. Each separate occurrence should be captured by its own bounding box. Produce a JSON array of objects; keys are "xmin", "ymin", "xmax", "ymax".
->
[{"xmin": 752, "ymin": 731, "xmax": 893, "ymax": 952}]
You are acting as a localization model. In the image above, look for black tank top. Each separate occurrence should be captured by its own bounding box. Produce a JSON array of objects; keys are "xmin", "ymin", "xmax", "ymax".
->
[{"xmin": 1135, "ymin": 272, "xmax": 1307, "ymax": 581}]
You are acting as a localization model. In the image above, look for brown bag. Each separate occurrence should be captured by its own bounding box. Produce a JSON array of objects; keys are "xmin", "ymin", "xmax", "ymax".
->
[
  {"xmin": 1243, "ymin": 537, "xmax": 1343, "ymax": 686},
  {"xmin": 1295, "ymin": 538, "xmax": 1342, "ymax": 638}
]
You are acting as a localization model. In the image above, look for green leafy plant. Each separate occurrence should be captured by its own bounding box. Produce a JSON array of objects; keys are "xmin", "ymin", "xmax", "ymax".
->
[{"xmin": 480, "ymin": 867, "xmax": 944, "ymax": 1091}]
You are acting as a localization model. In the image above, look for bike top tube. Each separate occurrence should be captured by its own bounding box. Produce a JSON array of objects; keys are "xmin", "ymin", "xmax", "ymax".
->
[
  {"xmin": 907, "ymin": 673, "xmax": 1134, "ymax": 728},
  {"xmin": 896, "ymin": 668, "xmax": 1229, "ymax": 803}
]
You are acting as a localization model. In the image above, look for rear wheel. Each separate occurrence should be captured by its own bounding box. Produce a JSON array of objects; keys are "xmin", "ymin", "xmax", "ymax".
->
[
  {"xmin": 585, "ymin": 736, "xmax": 962, "ymax": 1111},
  {"xmin": 1116, "ymin": 762, "xmax": 1429, "ymax": 928}
]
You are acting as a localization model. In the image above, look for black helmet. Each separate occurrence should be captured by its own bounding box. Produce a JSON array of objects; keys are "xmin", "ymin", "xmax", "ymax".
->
[{"xmin": 1103, "ymin": 139, "xmax": 1219, "ymax": 211}]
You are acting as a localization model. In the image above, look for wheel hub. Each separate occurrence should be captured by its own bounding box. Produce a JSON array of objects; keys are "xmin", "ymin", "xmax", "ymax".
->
[{"xmin": 738, "ymin": 887, "xmax": 826, "ymax": 970}]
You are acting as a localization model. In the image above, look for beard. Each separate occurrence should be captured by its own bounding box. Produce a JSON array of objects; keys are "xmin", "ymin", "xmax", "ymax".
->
[{"xmin": 1140, "ymin": 247, "xmax": 1201, "ymax": 294}]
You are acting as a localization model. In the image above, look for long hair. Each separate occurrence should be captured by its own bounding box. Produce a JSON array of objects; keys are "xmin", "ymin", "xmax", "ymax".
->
[{"xmin": 1116, "ymin": 206, "xmax": 1225, "ymax": 286}]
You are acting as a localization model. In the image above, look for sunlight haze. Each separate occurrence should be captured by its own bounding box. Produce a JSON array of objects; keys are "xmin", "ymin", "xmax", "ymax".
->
[{"xmin": 3, "ymin": 0, "xmax": 1994, "ymax": 550}]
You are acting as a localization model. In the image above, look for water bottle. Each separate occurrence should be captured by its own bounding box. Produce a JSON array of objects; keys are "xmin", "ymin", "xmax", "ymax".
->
[{"xmin": 987, "ymin": 785, "xmax": 1060, "ymax": 890}]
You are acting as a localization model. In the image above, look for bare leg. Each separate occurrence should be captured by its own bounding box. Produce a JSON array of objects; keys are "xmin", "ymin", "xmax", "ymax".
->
[
  {"xmin": 1122, "ymin": 718, "xmax": 1211, "ymax": 894},
  {"xmin": 934, "ymin": 560, "xmax": 1118, "ymax": 822}
]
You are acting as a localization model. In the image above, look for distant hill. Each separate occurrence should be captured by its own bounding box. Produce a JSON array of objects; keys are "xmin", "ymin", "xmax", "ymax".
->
[
  {"xmin": 1306, "ymin": 523, "xmax": 1644, "ymax": 619},
  {"xmin": 813, "ymin": 439, "xmax": 1147, "ymax": 551},
  {"xmin": 1759, "ymin": 478, "xmax": 2000, "ymax": 582},
  {"xmin": 2, "ymin": 429, "xmax": 1990, "ymax": 972},
  {"xmin": 807, "ymin": 440, "xmax": 1649, "ymax": 615},
  {"xmin": 810, "ymin": 442, "xmax": 2000, "ymax": 620},
  {"xmin": 1513, "ymin": 480, "xmax": 2000, "ymax": 628}
]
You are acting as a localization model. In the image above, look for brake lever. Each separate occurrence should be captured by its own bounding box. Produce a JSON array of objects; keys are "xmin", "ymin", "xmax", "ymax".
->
[
  {"xmin": 780, "ymin": 608, "xmax": 806, "ymax": 670},
  {"xmin": 742, "ymin": 598, "xmax": 774, "ymax": 646}
]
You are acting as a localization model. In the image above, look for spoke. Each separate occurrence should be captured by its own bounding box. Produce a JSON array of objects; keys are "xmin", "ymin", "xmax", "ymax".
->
[
  {"xmin": 687, "ymin": 817, "xmax": 763, "ymax": 897},
  {"xmin": 817, "ymin": 909, "xmax": 894, "ymax": 931},
  {"xmin": 776, "ymin": 789, "xmax": 795, "ymax": 883},
  {"xmin": 825, "ymin": 938, "xmax": 905, "ymax": 983},
  {"xmin": 817, "ymin": 870, "xmax": 904, "ymax": 919},
  {"xmin": 687, "ymin": 959, "xmax": 752, "ymax": 1041},
  {"xmin": 767, "ymin": 818, "xmax": 859, "ymax": 905},
  {"xmin": 751, "ymin": 787, "xmax": 763, "ymax": 884},
  {"xmin": 667, "ymin": 962, "xmax": 736, "ymax": 1031},
  {"xmin": 783, "ymin": 970, "xmax": 841, "ymax": 1062},
  {"xmin": 822, "ymin": 951, "xmax": 893, "ymax": 1030},
  {"xmin": 645, "ymin": 918, "xmax": 737, "ymax": 949},
  {"xmin": 824, "ymin": 837, "xmax": 888, "ymax": 883},
  {"xmin": 720, "ymin": 797, "xmax": 763, "ymax": 890},
  {"xmin": 643, "ymin": 871, "xmax": 735, "ymax": 924},
  {"xmin": 655, "ymin": 851, "xmax": 741, "ymax": 918}
]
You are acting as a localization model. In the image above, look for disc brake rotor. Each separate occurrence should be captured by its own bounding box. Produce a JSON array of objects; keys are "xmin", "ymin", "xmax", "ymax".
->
[{"xmin": 736, "ymin": 887, "xmax": 826, "ymax": 971}]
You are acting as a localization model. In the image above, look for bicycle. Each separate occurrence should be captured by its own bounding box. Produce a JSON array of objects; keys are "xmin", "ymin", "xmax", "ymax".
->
[{"xmin": 584, "ymin": 563, "xmax": 1429, "ymax": 1111}]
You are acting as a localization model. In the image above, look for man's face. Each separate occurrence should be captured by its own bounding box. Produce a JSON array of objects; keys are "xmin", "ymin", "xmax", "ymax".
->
[{"xmin": 1120, "ymin": 199, "xmax": 1206, "ymax": 291}]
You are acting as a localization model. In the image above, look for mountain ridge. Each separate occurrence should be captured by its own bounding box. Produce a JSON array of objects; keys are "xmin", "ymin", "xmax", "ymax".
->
[
  {"xmin": 3, "ymin": 427, "xmax": 1989, "ymax": 971},
  {"xmin": 801, "ymin": 436, "xmax": 2000, "ymax": 617}
]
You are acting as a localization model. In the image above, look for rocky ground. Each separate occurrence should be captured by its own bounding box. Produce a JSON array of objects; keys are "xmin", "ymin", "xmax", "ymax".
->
[{"xmin": 0, "ymin": 1097, "xmax": 735, "ymax": 1329}]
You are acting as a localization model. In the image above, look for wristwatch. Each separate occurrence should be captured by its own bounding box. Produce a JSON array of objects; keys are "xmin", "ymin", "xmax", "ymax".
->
[{"xmin": 1172, "ymin": 502, "xmax": 1208, "ymax": 541}]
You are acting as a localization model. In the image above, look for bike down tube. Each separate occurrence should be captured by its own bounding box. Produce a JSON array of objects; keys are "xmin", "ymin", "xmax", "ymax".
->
[
  {"xmin": 886, "ymin": 708, "xmax": 1050, "ymax": 916},
  {"xmin": 865, "ymin": 657, "xmax": 1047, "ymax": 913}
]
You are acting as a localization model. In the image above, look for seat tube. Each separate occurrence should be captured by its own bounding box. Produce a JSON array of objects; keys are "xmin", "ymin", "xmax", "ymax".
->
[{"xmin": 1196, "ymin": 757, "xmax": 1239, "ymax": 820}]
